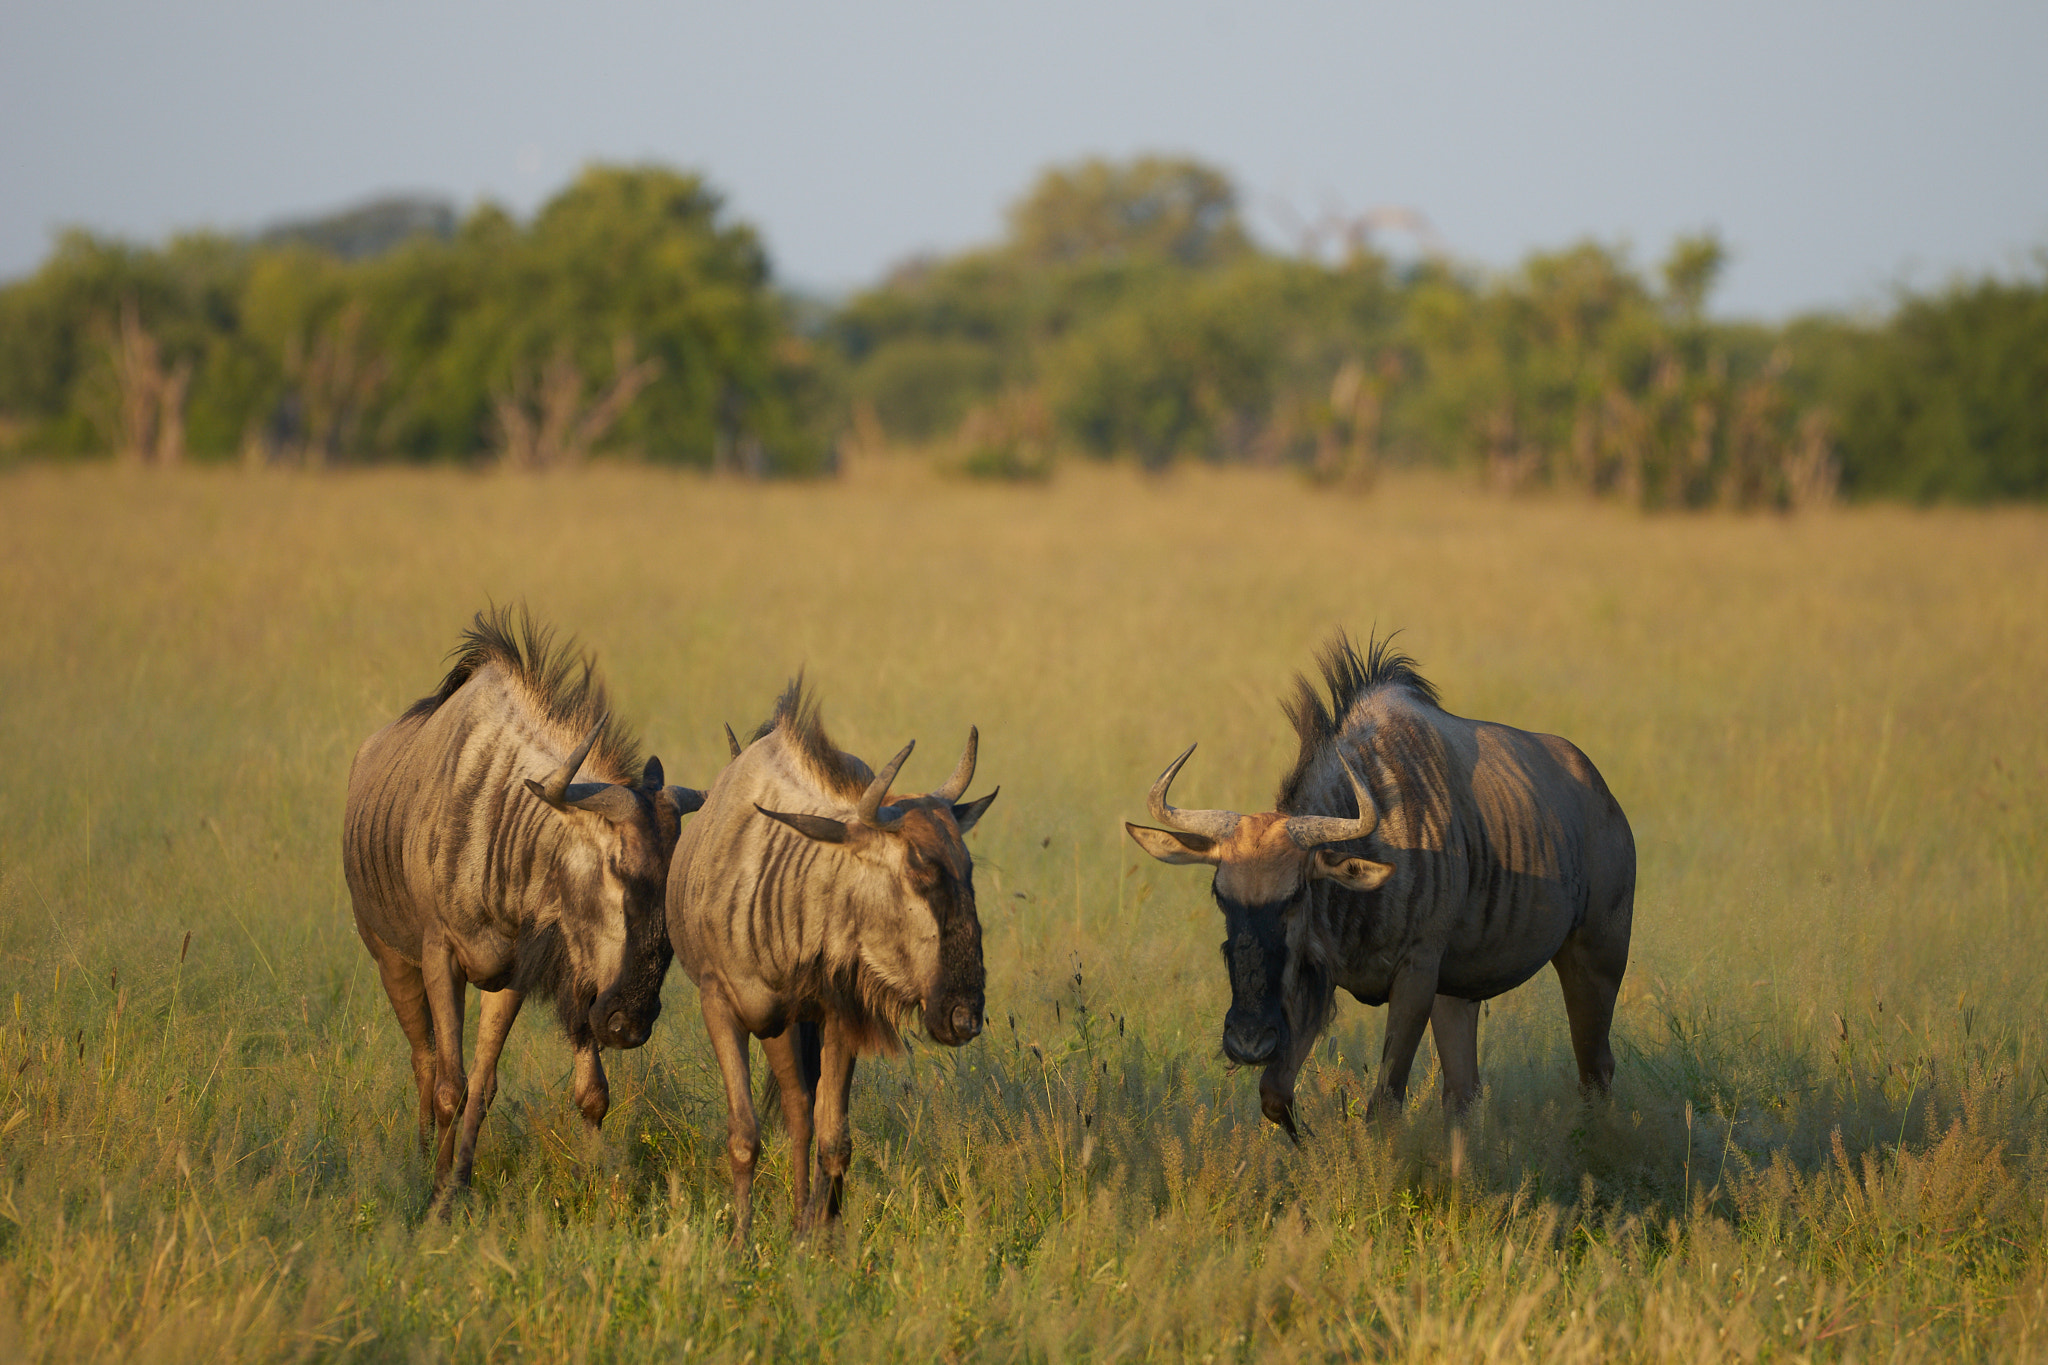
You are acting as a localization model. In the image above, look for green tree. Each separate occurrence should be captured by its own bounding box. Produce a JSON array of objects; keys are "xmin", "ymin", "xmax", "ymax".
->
[
  {"xmin": 1830, "ymin": 268, "xmax": 2048, "ymax": 501},
  {"xmin": 1007, "ymin": 156, "xmax": 1251, "ymax": 268}
]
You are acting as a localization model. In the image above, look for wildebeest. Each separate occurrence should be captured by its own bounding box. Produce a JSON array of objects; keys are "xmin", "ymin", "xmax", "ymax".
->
[
  {"xmin": 1125, "ymin": 633, "xmax": 1634, "ymax": 1135},
  {"xmin": 343, "ymin": 609, "xmax": 704, "ymax": 1200},
  {"xmin": 668, "ymin": 680, "xmax": 996, "ymax": 1241}
]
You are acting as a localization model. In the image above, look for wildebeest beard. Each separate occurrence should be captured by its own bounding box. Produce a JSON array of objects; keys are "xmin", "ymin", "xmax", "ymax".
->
[
  {"xmin": 511, "ymin": 891, "xmax": 673, "ymax": 1049},
  {"xmin": 1214, "ymin": 887, "xmax": 1335, "ymax": 1069}
]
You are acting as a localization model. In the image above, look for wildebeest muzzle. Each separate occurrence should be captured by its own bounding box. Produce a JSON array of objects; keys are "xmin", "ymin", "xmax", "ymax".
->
[
  {"xmin": 1220, "ymin": 916, "xmax": 1288, "ymax": 1066},
  {"xmin": 1222, "ymin": 1009, "xmax": 1283, "ymax": 1067},
  {"xmin": 590, "ymin": 992, "xmax": 658, "ymax": 1049},
  {"xmin": 926, "ymin": 993, "xmax": 985, "ymax": 1045}
]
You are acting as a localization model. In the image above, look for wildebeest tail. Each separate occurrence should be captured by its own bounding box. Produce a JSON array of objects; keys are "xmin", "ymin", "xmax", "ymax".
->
[
  {"xmin": 754, "ymin": 1020, "xmax": 825, "ymax": 1130},
  {"xmin": 796, "ymin": 1020, "xmax": 823, "ymax": 1098}
]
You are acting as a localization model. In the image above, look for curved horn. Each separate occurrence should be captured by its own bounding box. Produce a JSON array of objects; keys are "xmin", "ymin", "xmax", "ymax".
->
[
  {"xmin": 536, "ymin": 716, "xmax": 607, "ymax": 806},
  {"xmin": 930, "ymin": 726, "xmax": 977, "ymax": 802},
  {"xmin": 1147, "ymin": 744, "xmax": 1244, "ymax": 842},
  {"xmin": 855, "ymin": 740, "xmax": 916, "ymax": 831},
  {"xmin": 1284, "ymin": 755, "xmax": 1378, "ymax": 849}
]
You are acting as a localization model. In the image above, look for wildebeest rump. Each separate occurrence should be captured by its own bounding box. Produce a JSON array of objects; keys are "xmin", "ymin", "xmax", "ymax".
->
[
  {"xmin": 1125, "ymin": 633, "xmax": 1634, "ymax": 1134},
  {"xmin": 668, "ymin": 680, "xmax": 996, "ymax": 1241},
  {"xmin": 342, "ymin": 609, "xmax": 704, "ymax": 1199}
]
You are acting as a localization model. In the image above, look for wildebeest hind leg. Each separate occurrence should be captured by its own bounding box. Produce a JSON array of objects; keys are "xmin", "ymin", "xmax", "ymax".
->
[
  {"xmin": 420, "ymin": 934, "xmax": 470, "ymax": 1193},
  {"xmin": 454, "ymin": 988, "xmax": 523, "ymax": 1191},
  {"xmin": 1429, "ymin": 995, "xmax": 1481, "ymax": 1115},
  {"xmin": 1552, "ymin": 930, "xmax": 1624, "ymax": 1095},
  {"xmin": 362, "ymin": 933, "xmax": 437, "ymax": 1154},
  {"xmin": 700, "ymin": 988, "xmax": 761, "ymax": 1245},
  {"xmin": 761, "ymin": 1030, "xmax": 815, "ymax": 1223}
]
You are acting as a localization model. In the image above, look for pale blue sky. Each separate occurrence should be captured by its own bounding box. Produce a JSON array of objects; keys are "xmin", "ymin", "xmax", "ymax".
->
[{"xmin": 4, "ymin": 1, "xmax": 2044, "ymax": 317}]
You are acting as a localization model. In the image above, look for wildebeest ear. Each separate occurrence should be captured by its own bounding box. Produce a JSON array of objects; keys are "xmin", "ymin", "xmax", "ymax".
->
[
  {"xmin": 755, "ymin": 804, "xmax": 847, "ymax": 844},
  {"xmin": 951, "ymin": 787, "xmax": 998, "ymax": 835},
  {"xmin": 1124, "ymin": 821, "xmax": 1218, "ymax": 865},
  {"xmin": 642, "ymin": 755, "xmax": 665, "ymax": 789},
  {"xmin": 724, "ymin": 723, "xmax": 743, "ymax": 759},
  {"xmin": 1312, "ymin": 849, "xmax": 1393, "ymax": 892},
  {"xmin": 565, "ymin": 782, "xmax": 645, "ymax": 823},
  {"xmin": 662, "ymin": 784, "xmax": 706, "ymax": 817}
]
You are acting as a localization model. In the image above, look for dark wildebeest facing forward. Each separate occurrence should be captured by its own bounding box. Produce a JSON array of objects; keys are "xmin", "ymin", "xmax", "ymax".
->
[
  {"xmin": 1125, "ymin": 634, "xmax": 1634, "ymax": 1135},
  {"xmin": 343, "ymin": 610, "xmax": 704, "ymax": 1200},
  {"xmin": 668, "ymin": 681, "xmax": 996, "ymax": 1241}
]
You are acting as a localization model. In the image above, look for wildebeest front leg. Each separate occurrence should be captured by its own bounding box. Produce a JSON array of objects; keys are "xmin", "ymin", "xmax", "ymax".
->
[
  {"xmin": 803, "ymin": 1017, "xmax": 858, "ymax": 1229},
  {"xmin": 420, "ymin": 933, "xmax": 470, "ymax": 1192},
  {"xmin": 572, "ymin": 1044, "xmax": 609, "ymax": 1128},
  {"xmin": 699, "ymin": 988, "xmax": 760, "ymax": 1245},
  {"xmin": 1367, "ymin": 960, "xmax": 1441, "ymax": 1118},
  {"xmin": 1429, "ymin": 995, "xmax": 1482, "ymax": 1115},
  {"xmin": 1257, "ymin": 1026, "xmax": 1319, "ymax": 1139},
  {"xmin": 760, "ymin": 1029, "xmax": 816, "ymax": 1222},
  {"xmin": 453, "ymin": 987, "xmax": 523, "ymax": 1191}
]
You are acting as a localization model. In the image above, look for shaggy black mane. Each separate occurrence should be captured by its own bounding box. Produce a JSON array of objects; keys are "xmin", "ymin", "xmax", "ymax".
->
[
  {"xmin": 403, "ymin": 604, "xmax": 643, "ymax": 783},
  {"xmin": 750, "ymin": 674, "xmax": 870, "ymax": 799},
  {"xmin": 1276, "ymin": 630, "xmax": 1439, "ymax": 811}
]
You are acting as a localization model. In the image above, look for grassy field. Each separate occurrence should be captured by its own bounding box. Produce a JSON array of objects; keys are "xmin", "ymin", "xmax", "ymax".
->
[{"xmin": 1, "ymin": 459, "xmax": 2044, "ymax": 1361}]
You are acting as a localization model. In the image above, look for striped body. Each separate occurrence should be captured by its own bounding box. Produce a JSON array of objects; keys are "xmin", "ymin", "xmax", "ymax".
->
[
  {"xmin": 670, "ymin": 730, "xmax": 978, "ymax": 1049},
  {"xmin": 1128, "ymin": 634, "xmax": 1633, "ymax": 1134},
  {"xmin": 343, "ymin": 611, "xmax": 695, "ymax": 1203},
  {"xmin": 1285, "ymin": 687, "xmax": 1635, "ymax": 1012},
  {"xmin": 668, "ymin": 683, "xmax": 995, "ymax": 1240}
]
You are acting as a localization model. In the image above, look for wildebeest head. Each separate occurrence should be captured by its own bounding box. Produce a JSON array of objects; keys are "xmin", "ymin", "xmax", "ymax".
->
[
  {"xmin": 524, "ymin": 719, "xmax": 705, "ymax": 1050},
  {"xmin": 755, "ymin": 729, "xmax": 997, "ymax": 1047},
  {"xmin": 1124, "ymin": 744, "xmax": 1391, "ymax": 1128}
]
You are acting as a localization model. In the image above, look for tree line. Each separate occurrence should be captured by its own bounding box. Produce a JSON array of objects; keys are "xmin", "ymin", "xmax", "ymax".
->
[{"xmin": 1, "ymin": 157, "xmax": 2041, "ymax": 503}]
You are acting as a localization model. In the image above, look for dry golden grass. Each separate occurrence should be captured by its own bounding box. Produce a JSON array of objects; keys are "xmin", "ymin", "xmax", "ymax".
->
[{"xmin": 0, "ymin": 459, "xmax": 2044, "ymax": 1360}]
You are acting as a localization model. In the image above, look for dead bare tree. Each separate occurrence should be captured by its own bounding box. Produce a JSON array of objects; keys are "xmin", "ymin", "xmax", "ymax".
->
[
  {"xmin": 492, "ymin": 339, "xmax": 660, "ymax": 469},
  {"xmin": 1782, "ymin": 410, "xmax": 1840, "ymax": 511},
  {"xmin": 1311, "ymin": 353, "xmax": 1399, "ymax": 491},
  {"xmin": 289, "ymin": 303, "xmax": 386, "ymax": 466},
  {"xmin": 1265, "ymin": 196, "xmax": 1450, "ymax": 265},
  {"xmin": 103, "ymin": 299, "xmax": 192, "ymax": 465},
  {"xmin": 244, "ymin": 304, "xmax": 388, "ymax": 468}
]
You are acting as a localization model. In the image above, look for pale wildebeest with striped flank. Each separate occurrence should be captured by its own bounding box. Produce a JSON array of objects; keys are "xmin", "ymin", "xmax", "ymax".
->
[
  {"xmin": 343, "ymin": 609, "xmax": 704, "ymax": 1201},
  {"xmin": 668, "ymin": 681, "xmax": 996, "ymax": 1241},
  {"xmin": 1125, "ymin": 634, "xmax": 1634, "ymax": 1136}
]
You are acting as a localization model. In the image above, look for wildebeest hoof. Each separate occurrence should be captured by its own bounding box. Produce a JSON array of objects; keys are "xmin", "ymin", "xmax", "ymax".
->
[
  {"xmin": 428, "ymin": 1184, "xmax": 470, "ymax": 1222},
  {"xmin": 1260, "ymin": 1093, "xmax": 1299, "ymax": 1139}
]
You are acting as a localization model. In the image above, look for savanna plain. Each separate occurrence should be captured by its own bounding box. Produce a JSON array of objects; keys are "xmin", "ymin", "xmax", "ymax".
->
[{"xmin": 1, "ymin": 460, "xmax": 2045, "ymax": 1362}]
